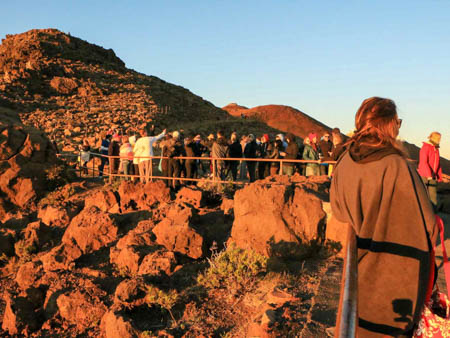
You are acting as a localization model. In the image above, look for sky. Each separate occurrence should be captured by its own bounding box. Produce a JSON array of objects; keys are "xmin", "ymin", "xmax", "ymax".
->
[{"xmin": 1, "ymin": 1, "xmax": 449, "ymax": 158}]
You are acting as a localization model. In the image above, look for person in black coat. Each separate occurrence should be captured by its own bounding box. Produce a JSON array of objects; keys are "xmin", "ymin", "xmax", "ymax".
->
[
  {"xmin": 227, "ymin": 132, "xmax": 243, "ymax": 181},
  {"xmin": 318, "ymin": 132, "xmax": 333, "ymax": 175},
  {"xmin": 244, "ymin": 134, "xmax": 258, "ymax": 182},
  {"xmin": 184, "ymin": 136, "xmax": 198, "ymax": 185},
  {"xmin": 257, "ymin": 134, "xmax": 270, "ymax": 179}
]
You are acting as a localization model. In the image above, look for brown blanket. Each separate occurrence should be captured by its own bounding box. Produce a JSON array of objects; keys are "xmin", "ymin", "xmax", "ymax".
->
[{"xmin": 331, "ymin": 149, "xmax": 437, "ymax": 337}]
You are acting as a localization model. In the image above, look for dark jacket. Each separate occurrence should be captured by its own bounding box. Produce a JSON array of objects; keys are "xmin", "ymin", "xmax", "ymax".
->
[
  {"xmin": 167, "ymin": 139, "xmax": 186, "ymax": 160},
  {"xmin": 330, "ymin": 147, "xmax": 437, "ymax": 337},
  {"xmin": 319, "ymin": 139, "xmax": 333, "ymax": 161},
  {"xmin": 185, "ymin": 142, "xmax": 196, "ymax": 162},
  {"xmin": 284, "ymin": 141, "xmax": 299, "ymax": 167},
  {"xmin": 331, "ymin": 143, "xmax": 345, "ymax": 161},
  {"xmin": 228, "ymin": 141, "xmax": 243, "ymax": 160},
  {"xmin": 244, "ymin": 140, "xmax": 258, "ymax": 158},
  {"xmin": 267, "ymin": 142, "xmax": 281, "ymax": 168}
]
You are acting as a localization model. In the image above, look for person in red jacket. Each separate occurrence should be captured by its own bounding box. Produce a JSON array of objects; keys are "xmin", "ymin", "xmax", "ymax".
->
[{"xmin": 418, "ymin": 131, "xmax": 442, "ymax": 209}]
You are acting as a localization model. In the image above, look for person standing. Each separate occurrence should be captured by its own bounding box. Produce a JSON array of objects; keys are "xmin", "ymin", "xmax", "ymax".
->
[
  {"xmin": 258, "ymin": 134, "xmax": 270, "ymax": 179},
  {"xmin": 211, "ymin": 131, "xmax": 229, "ymax": 180},
  {"xmin": 280, "ymin": 133, "xmax": 299, "ymax": 176},
  {"xmin": 167, "ymin": 131, "xmax": 185, "ymax": 189},
  {"xmin": 319, "ymin": 132, "xmax": 333, "ymax": 175},
  {"xmin": 227, "ymin": 133, "xmax": 243, "ymax": 181},
  {"xmin": 108, "ymin": 134, "xmax": 121, "ymax": 176},
  {"xmin": 98, "ymin": 132, "xmax": 111, "ymax": 177},
  {"xmin": 79, "ymin": 138, "xmax": 91, "ymax": 175},
  {"xmin": 184, "ymin": 136, "xmax": 198, "ymax": 185},
  {"xmin": 267, "ymin": 139, "xmax": 282, "ymax": 176},
  {"xmin": 119, "ymin": 136, "xmax": 133, "ymax": 180},
  {"xmin": 244, "ymin": 134, "xmax": 258, "ymax": 182},
  {"xmin": 418, "ymin": 131, "xmax": 443, "ymax": 210},
  {"xmin": 302, "ymin": 133, "xmax": 320, "ymax": 176},
  {"xmin": 133, "ymin": 128, "xmax": 166, "ymax": 183},
  {"xmin": 331, "ymin": 97, "xmax": 437, "ymax": 337}
]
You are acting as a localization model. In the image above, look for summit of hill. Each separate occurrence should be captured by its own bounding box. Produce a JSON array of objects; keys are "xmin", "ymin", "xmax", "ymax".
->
[{"xmin": 0, "ymin": 29, "xmax": 280, "ymax": 150}]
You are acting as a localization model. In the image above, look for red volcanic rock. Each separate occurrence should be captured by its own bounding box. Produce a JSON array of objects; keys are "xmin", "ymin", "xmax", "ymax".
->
[
  {"xmin": 101, "ymin": 310, "xmax": 139, "ymax": 338},
  {"xmin": 114, "ymin": 279, "xmax": 145, "ymax": 306},
  {"xmin": 138, "ymin": 249, "xmax": 177, "ymax": 276},
  {"xmin": 152, "ymin": 204, "xmax": 205, "ymax": 259},
  {"xmin": 49, "ymin": 76, "xmax": 78, "ymax": 94},
  {"xmin": 15, "ymin": 261, "xmax": 44, "ymax": 290},
  {"xmin": 62, "ymin": 206, "xmax": 119, "ymax": 254},
  {"xmin": 0, "ymin": 107, "xmax": 57, "ymax": 211},
  {"xmin": 118, "ymin": 180, "xmax": 171, "ymax": 211},
  {"xmin": 84, "ymin": 189, "xmax": 120, "ymax": 213},
  {"xmin": 228, "ymin": 178, "xmax": 327, "ymax": 257},
  {"xmin": 14, "ymin": 221, "xmax": 53, "ymax": 258},
  {"xmin": 220, "ymin": 197, "xmax": 234, "ymax": 215},
  {"xmin": 39, "ymin": 243, "xmax": 82, "ymax": 272},
  {"xmin": 175, "ymin": 186, "xmax": 207, "ymax": 208},
  {"xmin": 37, "ymin": 203, "xmax": 77, "ymax": 228},
  {"xmin": 56, "ymin": 291, "xmax": 107, "ymax": 331}
]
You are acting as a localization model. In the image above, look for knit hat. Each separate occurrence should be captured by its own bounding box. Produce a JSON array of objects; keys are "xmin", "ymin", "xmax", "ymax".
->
[
  {"xmin": 308, "ymin": 133, "xmax": 317, "ymax": 142},
  {"xmin": 194, "ymin": 134, "xmax": 201, "ymax": 141},
  {"xmin": 172, "ymin": 131, "xmax": 180, "ymax": 139},
  {"xmin": 262, "ymin": 134, "xmax": 269, "ymax": 142}
]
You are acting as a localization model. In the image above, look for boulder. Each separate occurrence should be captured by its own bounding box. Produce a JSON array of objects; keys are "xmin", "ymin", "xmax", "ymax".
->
[
  {"xmin": 114, "ymin": 279, "xmax": 145, "ymax": 306},
  {"xmin": 0, "ymin": 107, "xmax": 58, "ymax": 210},
  {"xmin": 101, "ymin": 310, "xmax": 139, "ymax": 338},
  {"xmin": 62, "ymin": 206, "xmax": 119, "ymax": 254},
  {"xmin": 84, "ymin": 189, "xmax": 120, "ymax": 214},
  {"xmin": 38, "ymin": 203, "xmax": 79, "ymax": 228},
  {"xmin": 220, "ymin": 197, "xmax": 234, "ymax": 216},
  {"xmin": 229, "ymin": 180, "xmax": 327, "ymax": 257},
  {"xmin": 152, "ymin": 204, "xmax": 205, "ymax": 259},
  {"xmin": 39, "ymin": 243, "xmax": 82, "ymax": 272},
  {"xmin": 14, "ymin": 221, "xmax": 53, "ymax": 258},
  {"xmin": 56, "ymin": 291, "xmax": 107, "ymax": 331},
  {"xmin": 118, "ymin": 180, "xmax": 171, "ymax": 211},
  {"xmin": 16, "ymin": 261, "xmax": 44, "ymax": 290},
  {"xmin": 175, "ymin": 186, "xmax": 207, "ymax": 208},
  {"xmin": 137, "ymin": 249, "xmax": 177, "ymax": 276}
]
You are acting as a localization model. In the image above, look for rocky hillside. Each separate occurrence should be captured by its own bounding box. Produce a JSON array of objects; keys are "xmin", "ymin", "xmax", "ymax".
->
[
  {"xmin": 223, "ymin": 103, "xmax": 332, "ymax": 140},
  {"xmin": 0, "ymin": 29, "xmax": 281, "ymax": 152}
]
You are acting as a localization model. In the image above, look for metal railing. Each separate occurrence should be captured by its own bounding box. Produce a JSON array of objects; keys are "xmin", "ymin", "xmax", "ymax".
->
[{"xmin": 58, "ymin": 151, "xmax": 338, "ymax": 185}]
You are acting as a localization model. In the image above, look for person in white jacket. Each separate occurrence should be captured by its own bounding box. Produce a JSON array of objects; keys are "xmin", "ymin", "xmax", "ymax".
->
[{"xmin": 133, "ymin": 128, "xmax": 166, "ymax": 183}]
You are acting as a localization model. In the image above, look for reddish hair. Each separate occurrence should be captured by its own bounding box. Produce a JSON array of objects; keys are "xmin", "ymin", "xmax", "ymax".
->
[{"xmin": 346, "ymin": 97, "xmax": 404, "ymax": 155}]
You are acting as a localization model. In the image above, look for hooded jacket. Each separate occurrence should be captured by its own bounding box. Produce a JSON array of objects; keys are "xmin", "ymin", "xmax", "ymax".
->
[
  {"xmin": 418, "ymin": 141, "xmax": 442, "ymax": 181},
  {"xmin": 331, "ymin": 145, "xmax": 437, "ymax": 337}
]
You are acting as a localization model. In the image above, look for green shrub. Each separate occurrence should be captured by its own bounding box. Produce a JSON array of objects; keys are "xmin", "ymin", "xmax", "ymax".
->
[
  {"xmin": 197, "ymin": 244, "xmax": 268, "ymax": 293},
  {"xmin": 145, "ymin": 285, "xmax": 179, "ymax": 324}
]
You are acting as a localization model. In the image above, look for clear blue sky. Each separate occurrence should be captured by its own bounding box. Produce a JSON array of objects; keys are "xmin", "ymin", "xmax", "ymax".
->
[{"xmin": 1, "ymin": 1, "xmax": 449, "ymax": 158}]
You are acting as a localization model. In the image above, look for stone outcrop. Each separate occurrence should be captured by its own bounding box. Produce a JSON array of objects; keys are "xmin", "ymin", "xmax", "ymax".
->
[
  {"xmin": 152, "ymin": 203, "xmax": 205, "ymax": 259},
  {"xmin": 0, "ymin": 106, "xmax": 57, "ymax": 214},
  {"xmin": 228, "ymin": 176, "xmax": 328, "ymax": 257}
]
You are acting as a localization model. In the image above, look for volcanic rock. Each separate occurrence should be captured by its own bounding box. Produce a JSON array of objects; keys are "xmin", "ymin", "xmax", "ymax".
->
[
  {"xmin": 56, "ymin": 290, "xmax": 107, "ymax": 331},
  {"xmin": 15, "ymin": 260, "xmax": 44, "ymax": 290},
  {"xmin": 229, "ymin": 177, "xmax": 327, "ymax": 257},
  {"xmin": 118, "ymin": 180, "xmax": 171, "ymax": 211},
  {"xmin": 0, "ymin": 106, "xmax": 57, "ymax": 211},
  {"xmin": 62, "ymin": 205, "xmax": 119, "ymax": 254},
  {"xmin": 101, "ymin": 310, "xmax": 139, "ymax": 338},
  {"xmin": 175, "ymin": 186, "xmax": 207, "ymax": 208},
  {"xmin": 84, "ymin": 188, "xmax": 120, "ymax": 213},
  {"xmin": 39, "ymin": 242, "xmax": 82, "ymax": 272},
  {"xmin": 152, "ymin": 203, "xmax": 205, "ymax": 259}
]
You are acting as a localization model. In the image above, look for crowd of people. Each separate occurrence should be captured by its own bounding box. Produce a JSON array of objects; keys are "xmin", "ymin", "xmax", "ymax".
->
[{"xmin": 78, "ymin": 126, "xmax": 347, "ymax": 188}]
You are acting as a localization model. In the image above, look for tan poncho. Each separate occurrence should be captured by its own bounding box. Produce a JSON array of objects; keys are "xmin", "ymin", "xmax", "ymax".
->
[{"xmin": 331, "ymin": 148, "xmax": 437, "ymax": 337}]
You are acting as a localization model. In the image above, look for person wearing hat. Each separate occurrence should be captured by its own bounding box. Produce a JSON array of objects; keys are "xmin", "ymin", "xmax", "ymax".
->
[
  {"xmin": 184, "ymin": 136, "xmax": 198, "ymax": 185},
  {"xmin": 302, "ymin": 133, "xmax": 320, "ymax": 176},
  {"xmin": 257, "ymin": 134, "xmax": 270, "ymax": 179},
  {"xmin": 212, "ymin": 131, "xmax": 229, "ymax": 180},
  {"xmin": 244, "ymin": 134, "xmax": 258, "ymax": 182},
  {"xmin": 418, "ymin": 131, "xmax": 443, "ymax": 209},
  {"xmin": 98, "ymin": 132, "xmax": 111, "ymax": 177}
]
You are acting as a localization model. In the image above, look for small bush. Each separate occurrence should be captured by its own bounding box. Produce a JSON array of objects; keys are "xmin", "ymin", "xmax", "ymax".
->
[
  {"xmin": 197, "ymin": 244, "xmax": 268, "ymax": 294},
  {"xmin": 145, "ymin": 285, "xmax": 179, "ymax": 324}
]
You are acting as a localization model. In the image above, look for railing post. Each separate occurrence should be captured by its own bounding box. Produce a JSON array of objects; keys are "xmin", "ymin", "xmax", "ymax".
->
[
  {"xmin": 336, "ymin": 225, "xmax": 358, "ymax": 338},
  {"xmin": 212, "ymin": 158, "xmax": 216, "ymax": 182},
  {"xmin": 280, "ymin": 160, "xmax": 283, "ymax": 175},
  {"xmin": 78, "ymin": 151, "xmax": 82, "ymax": 178},
  {"xmin": 92, "ymin": 154, "xmax": 95, "ymax": 178},
  {"xmin": 150, "ymin": 156, "xmax": 153, "ymax": 182},
  {"xmin": 108, "ymin": 155, "xmax": 112, "ymax": 185}
]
